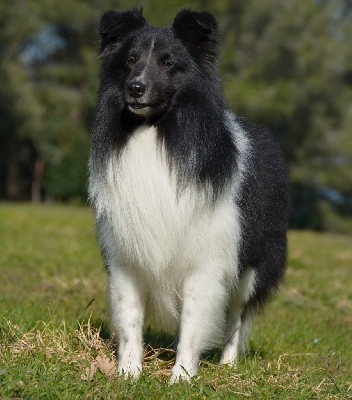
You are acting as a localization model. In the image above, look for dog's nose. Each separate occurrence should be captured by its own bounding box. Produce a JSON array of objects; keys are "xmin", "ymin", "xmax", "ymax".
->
[{"xmin": 127, "ymin": 81, "xmax": 146, "ymax": 98}]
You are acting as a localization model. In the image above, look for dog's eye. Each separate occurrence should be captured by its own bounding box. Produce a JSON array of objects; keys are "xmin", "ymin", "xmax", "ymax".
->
[
  {"xmin": 126, "ymin": 56, "xmax": 136, "ymax": 66},
  {"xmin": 161, "ymin": 60, "xmax": 173, "ymax": 69}
]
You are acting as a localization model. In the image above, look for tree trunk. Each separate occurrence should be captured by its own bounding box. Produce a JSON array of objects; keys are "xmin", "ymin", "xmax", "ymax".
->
[{"xmin": 31, "ymin": 157, "xmax": 45, "ymax": 203}]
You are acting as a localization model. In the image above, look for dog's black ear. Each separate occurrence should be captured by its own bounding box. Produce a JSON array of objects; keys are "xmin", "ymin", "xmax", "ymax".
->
[
  {"xmin": 172, "ymin": 9, "xmax": 218, "ymax": 65},
  {"xmin": 99, "ymin": 8, "xmax": 146, "ymax": 52}
]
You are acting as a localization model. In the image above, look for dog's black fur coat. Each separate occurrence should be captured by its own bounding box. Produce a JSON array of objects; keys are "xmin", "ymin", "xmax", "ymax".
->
[{"xmin": 89, "ymin": 8, "xmax": 288, "ymax": 381}]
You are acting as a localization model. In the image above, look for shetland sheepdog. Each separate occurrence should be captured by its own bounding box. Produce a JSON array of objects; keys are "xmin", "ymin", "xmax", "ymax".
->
[{"xmin": 89, "ymin": 8, "xmax": 288, "ymax": 382}]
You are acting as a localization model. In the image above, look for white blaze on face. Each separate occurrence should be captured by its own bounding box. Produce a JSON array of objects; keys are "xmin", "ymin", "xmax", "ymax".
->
[{"xmin": 133, "ymin": 38, "xmax": 155, "ymax": 82}]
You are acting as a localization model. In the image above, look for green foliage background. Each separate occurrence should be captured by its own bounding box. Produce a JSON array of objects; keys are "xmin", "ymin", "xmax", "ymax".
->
[{"xmin": 1, "ymin": 0, "xmax": 352, "ymax": 231}]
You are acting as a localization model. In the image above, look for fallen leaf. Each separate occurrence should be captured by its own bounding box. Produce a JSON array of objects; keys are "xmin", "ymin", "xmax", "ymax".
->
[
  {"xmin": 96, "ymin": 354, "xmax": 116, "ymax": 377},
  {"xmin": 81, "ymin": 363, "xmax": 97, "ymax": 381}
]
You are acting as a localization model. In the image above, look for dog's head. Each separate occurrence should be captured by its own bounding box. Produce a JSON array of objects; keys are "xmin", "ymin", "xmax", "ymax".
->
[{"xmin": 98, "ymin": 8, "xmax": 219, "ymax": 119}]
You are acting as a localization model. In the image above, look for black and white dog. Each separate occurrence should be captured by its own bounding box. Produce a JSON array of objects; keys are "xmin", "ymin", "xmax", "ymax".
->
[{"xmin": 89, "ymin": 8, "xmax": 288, "ymax": 382}]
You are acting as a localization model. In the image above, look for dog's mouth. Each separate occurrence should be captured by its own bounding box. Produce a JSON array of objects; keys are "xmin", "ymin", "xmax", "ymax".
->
[
  {"xmin": 127, "ymin": 101, "xmax": 165, "ymax": 116},
  {"xmin": 129, "ymin": 103, "xmax": 150, "ymax": 110}
]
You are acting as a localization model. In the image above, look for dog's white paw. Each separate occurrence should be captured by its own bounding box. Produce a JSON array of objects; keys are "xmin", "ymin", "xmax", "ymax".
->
[
  {"xmin": 170, "ymin": 362, "xmax": 197, "ymax": 384},
  {"xmin": 219, "ymin": 347, "xmax": 239, "ymax": 366},
  {"xmin": 118, "ymin": 363, "xmax": 142, "ymax": 380}
]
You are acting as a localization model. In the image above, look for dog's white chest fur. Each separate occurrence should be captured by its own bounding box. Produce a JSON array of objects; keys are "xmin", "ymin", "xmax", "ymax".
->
[
  {"xmin": 105, "ymin": 126, "xmax": 195, "ymax": 271},
  {"xmin": 90, "ymin": 125, "xmax": 239, "ymax": 331}
]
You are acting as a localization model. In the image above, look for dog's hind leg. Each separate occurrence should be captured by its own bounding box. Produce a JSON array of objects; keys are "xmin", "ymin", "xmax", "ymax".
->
[
  {"xmin": 220, "ymin": 268, "xmax": 256, "ymax": 365},
  {"xmin": 108, "ymin": 266, "xmax": 146, "ymax": 379}
]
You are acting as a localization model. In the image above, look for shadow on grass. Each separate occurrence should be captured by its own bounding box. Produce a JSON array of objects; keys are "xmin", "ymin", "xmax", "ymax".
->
[
  {"xmin": 202, "ymin": 341, "xmax": 266, "ymax": 365},
  {"xmin": 86, "ymin": 316, "xmax": 177, "ymax": 362},
  {"xmin": 84, "ymin": 309, "xmax": 262, "ymax": 365},
  {"xmin": 86, "ymin": 318, "xmax": 177, "ymax": 367}
]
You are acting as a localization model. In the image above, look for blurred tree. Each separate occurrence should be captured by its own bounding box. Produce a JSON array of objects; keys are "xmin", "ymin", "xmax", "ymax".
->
[
  {"xmin": 0, "ymin": 1, "xmax": 43, "ymax": 200},
  {"xmin": 0, "ymin": 0, "xmax": 351, "ymax": 231},
  {"xmin": 0, "ymin": 0, "xmax": 117, "ymax": 202},
  {"xmin": 214, "ymin": 0, "xmax": 352, "ymax": 228}
]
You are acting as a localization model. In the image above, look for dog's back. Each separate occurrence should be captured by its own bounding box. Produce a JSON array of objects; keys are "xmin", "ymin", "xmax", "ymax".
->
[{"xmin": 89, "ymin": 8, "xmax": 288, "ymax": 382}]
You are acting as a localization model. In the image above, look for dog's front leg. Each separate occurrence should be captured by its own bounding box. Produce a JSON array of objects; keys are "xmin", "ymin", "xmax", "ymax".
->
[
  {"xmin": 109, "ymin": 266, "xmax": 145, "ymax": 379},
  {"xmin": 171, "ymin": 272, "xmax": 227, "ymax": 383}
]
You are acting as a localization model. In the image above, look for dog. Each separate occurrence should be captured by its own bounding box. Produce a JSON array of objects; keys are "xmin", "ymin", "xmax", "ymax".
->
[{"xmin": 88, "ymin": 8, "xmax": 288, "ymax": 382}]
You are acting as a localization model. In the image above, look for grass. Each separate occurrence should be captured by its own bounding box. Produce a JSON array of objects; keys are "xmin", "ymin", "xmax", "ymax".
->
[{"xmin": 0, "ymin": 203, "xmax": 351, "ymax": 399}]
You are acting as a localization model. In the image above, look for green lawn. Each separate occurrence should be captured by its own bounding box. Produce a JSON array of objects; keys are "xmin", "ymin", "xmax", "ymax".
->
[{"xmin": 0, "ymin": 203, "xmax": 351, "ymax": 399}]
